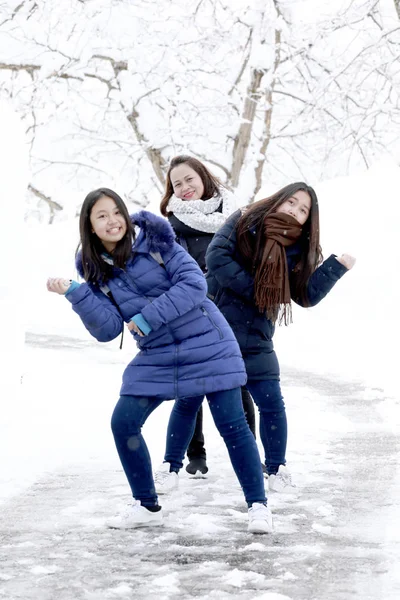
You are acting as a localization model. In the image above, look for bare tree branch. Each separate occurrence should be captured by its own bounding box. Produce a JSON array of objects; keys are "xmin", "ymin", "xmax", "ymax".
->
[
  {"xmin": 228, "ymin": 28, "xmax": 253, "ymax": 96},
  {"xmin": 0, "ymin": 0, "xmax": 25, "ymax": 27},
  {"xmin": 187, "ymin": 148, "xmax": 231, "ymax": 179},
  {"xmin": 194, "ymin": 0, "xmax": 206, "ymax": 16},
  {"xmin": 28, "ymin": 184, "xmax": 63, "ymax": 224},
  {"xmin": 85, "ymin": 54, "xmax": 166, "ymax": 183},
  {"xmin": 34, "ymin": 159, "xmax": 109, "ymax": 176},
  {"xmin": 57, "ymin": 73, "xmax": 84, "ymax": 82},
  {"xmin": 0, "ymin": 63, "xmax": 40, "ymax": 75},
  {"xmin": 84, "ymin": 73, "xmax": 117, "ymax": 92}
]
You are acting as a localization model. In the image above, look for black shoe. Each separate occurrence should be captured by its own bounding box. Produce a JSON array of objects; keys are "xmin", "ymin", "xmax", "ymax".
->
[{"xmin": 186, "ymin": 457, "xmax": 208, "ymax": 476}]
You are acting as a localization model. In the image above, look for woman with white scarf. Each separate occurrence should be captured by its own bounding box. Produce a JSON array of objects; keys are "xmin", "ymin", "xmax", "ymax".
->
[{"xmin": 156, "ymin": 155, "xmax": 256, "ymax": 484}]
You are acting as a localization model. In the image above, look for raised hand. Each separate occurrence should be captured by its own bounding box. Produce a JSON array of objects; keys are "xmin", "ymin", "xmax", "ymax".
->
[
  {"xmin": 335, "ymin": 254, "xmax": 356, "ymax": 270},
  {"xmin": 47, "ymin": 277, "xmax": 71, "ymax": 295}
]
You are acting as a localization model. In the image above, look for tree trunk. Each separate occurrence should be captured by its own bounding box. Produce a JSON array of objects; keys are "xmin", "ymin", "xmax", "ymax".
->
[
  {"xmin": 230, "ymin": 68, "xmax": 264, "ymax": 188},
  {"xmin": 253, "ymin": 89, "xmax": 274, "ymax": 202},
  {"xmin": 126, "ymin": 108, "xmax": 166, "ymax": 186},
  {"xmin": 393, "ymin": 0, "xmax": 400, "ymax": 20},
  {"xmin": 253, "ymin": 23, "xmax": 282, "ymax": 201}
]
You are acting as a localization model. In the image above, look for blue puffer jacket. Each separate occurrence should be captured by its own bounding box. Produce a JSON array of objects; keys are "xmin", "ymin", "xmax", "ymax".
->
[
  {"xmin": 66, "ymin": 210, "xmax": 247, "ymax": 399},
  {"xmin": 206, "ymin": 210, "xmax": 348, "ymax": 380}
]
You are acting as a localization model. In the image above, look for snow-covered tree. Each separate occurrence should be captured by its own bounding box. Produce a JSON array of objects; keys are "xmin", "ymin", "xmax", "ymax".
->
[{"xmin": 0, "ymin": 0, "xmax": 399, "ymax": 220}]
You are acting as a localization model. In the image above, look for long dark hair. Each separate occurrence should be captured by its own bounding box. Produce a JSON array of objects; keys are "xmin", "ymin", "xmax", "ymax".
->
[
  {"xmin": 160, "ymin": 155, "xmax": 223, "ymax": 216},
  {"xmin": 236, "ymin": 182, "xmax": 322, "ymax": 307},
  {"xmin": 77, "ymin": 188, "xmax": 134, "ymax": 283}
]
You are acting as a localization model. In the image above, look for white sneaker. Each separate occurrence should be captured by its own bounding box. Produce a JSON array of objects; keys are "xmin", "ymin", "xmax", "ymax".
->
[
  {"xmin": 106, "ymin": 500, "xmax": 163, "ymax": 529},
  {"xmin": 268, "ymin": 465, "xmax": 296, "ymax": 493},
  {"xmin": 154, "ymin": 462, "xmax": 179, "ymax": 494},
  {"xmin": 248, "ymin": 503, "xmax": 273, "ymax": 534}
]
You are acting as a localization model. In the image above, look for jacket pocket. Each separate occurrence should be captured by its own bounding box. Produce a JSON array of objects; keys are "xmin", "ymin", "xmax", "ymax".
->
[{"xmin": 201, "ymin": 306, "xmax": 223, "ymax": 340}]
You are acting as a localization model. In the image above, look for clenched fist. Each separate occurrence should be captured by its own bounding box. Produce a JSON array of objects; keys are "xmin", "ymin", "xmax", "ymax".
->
[{"xmin": 335, "ymin": 254, "xmax": 356, "ymax": 270}]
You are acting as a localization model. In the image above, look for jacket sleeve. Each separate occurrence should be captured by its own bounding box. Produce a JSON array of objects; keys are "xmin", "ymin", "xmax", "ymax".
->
[
  {"xmin": 65, "ymin": 282, "xmax": 124, "ymax": 342},
  {"xmin": 140, "ymin": 242, "xmax": 207, "ymax": 331},
  {"xmin": 291, "ymin": 254, "xmax": 348, "ymax": 307},
  {"xmin": 205, "ymin": 211, "xmax": 255, "ymax": 301}
]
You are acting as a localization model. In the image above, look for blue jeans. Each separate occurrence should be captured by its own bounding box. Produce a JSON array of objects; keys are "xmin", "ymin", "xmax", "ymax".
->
[
  {"xmin": 186, "ymin": 387, "xmax": 256, "ymax": 461},
  {"xmin": 246, "ymin": 379, "xmax": 287, "ymax": 475},
  {"xmin": 111, "ymin": 388, "xmax": 266, "ymax": 508}
]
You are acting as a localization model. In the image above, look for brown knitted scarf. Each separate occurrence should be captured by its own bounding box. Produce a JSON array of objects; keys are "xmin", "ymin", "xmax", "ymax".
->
[{"xmin": 254, "ymin": 212, "xmax": 303, "ymax": 325}]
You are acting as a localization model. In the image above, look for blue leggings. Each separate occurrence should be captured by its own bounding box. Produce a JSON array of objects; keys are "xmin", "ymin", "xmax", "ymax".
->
[{"xmin": 111, "ymin": 387, "xmax": 266, "ymax": 508}]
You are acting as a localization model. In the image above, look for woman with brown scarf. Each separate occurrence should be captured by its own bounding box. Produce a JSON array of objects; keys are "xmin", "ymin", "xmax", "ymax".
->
[{"xmin": 205, "ymin": 182, "xmax": 356, "ymax": 492}]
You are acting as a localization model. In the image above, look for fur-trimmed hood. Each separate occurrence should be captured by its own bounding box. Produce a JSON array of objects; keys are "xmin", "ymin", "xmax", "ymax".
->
[
  {"xmin": 131, "ymin": 210, "xmax": 176, "ymax": 253},
  {"xmin": 76, "ymin": 210, "xmax": 176, "ymax": 279}
]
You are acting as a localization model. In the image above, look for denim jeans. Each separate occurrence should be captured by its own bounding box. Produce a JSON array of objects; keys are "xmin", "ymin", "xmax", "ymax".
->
[
  {"xmin": 111, "ymin": 388, "xmax": 266, "ymax": 508},
  {"xmin": 186, "ymin": 386, "xmax": 256, "ymax": 461},
  {"xmin": 246, "ymin": 379, "xmax": 287, "ymax": 476}
]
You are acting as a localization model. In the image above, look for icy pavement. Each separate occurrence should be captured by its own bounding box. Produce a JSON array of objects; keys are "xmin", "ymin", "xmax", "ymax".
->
[{"xmin": 0, "ymin": 334, "xmax": 399, "ymax": 599}]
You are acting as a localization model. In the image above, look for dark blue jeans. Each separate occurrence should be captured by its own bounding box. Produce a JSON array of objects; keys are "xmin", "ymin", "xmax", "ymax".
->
[
  {"xmin": 186, "ymin": 387, "xmax": 256, "ymax": 461},
  {"xmin": 111, "ymin": 388, "xmax": 266, "ymax": 508},
  {"xmin": 246, "ymin": 379, "xmax": 287, "ymax": 476}
]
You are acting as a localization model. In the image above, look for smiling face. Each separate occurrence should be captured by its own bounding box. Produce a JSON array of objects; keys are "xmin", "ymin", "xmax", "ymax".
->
[
  {"xmin": 90, "ymin": 195, "xmax": 127, "ymax": 252},
  {"xmin": 170, "ymin": 163, "xmax": 205, "ymax": 201},
  {"xmin": 276, "ymin": 190, "xmax": 311, "ymax": 225}
]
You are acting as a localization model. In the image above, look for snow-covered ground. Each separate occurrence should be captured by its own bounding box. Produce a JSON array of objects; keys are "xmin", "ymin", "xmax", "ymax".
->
[
  {"xmin": 2, "ymin": 337, "xmax": 399, "ymax": 599},
  {"xmin": 1, "ymin": 160, "xmax": 399, "ymax": 598}
]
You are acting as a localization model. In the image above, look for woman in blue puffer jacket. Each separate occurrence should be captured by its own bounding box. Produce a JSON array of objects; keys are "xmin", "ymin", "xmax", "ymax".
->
[{"xmin": 47, "ymin": 187, "xmax": 272, "ymax": 534}]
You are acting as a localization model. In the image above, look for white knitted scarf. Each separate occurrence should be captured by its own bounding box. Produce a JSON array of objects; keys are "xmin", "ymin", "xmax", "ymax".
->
[{"xmin": 167, "ymin": 186, "xmax": 237, "ymax": 233}]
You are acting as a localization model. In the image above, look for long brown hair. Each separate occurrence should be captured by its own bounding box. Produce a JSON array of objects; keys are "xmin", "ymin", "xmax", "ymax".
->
[
  {"xmin": 77, "ymin": 188, "xmax": 134, "ymax": 283},
  {"xmin": 160, "ymin": 155, "xmax": 223, "ymax": 216},
  {"xmin": 236, "ymin": 182, "xmax": 323, "ymax": 307}
]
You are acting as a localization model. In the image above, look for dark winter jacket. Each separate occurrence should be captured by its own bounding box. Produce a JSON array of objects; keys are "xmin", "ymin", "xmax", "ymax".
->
[
  {"xmin": 168, "ymin": 213, "xmax": 218, "ymax": 272},
  {"xmin": 206, "ymin": 210, "xmax": 348, "ymax": 380},
  {"xmin": 66, "ymin": 210, "xmax": 247, "ymax": 399}
]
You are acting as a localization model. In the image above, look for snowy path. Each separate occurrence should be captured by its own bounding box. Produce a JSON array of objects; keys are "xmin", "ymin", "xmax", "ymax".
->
[{"xmin": 0, "ymin": 334, "xmax": 399, "ymax": 599}]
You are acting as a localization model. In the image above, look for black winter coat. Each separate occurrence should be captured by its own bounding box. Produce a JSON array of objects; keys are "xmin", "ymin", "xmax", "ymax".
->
[
  {"xmin": 168, "ymin": 214, "xmax": 214, "ymax": 272},
  {"xmin": 206, "ymin": 210, "xmax": 348, "ymax": 380}
]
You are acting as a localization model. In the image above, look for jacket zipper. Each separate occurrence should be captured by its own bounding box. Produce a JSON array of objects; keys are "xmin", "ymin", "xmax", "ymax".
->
[{"xmin": 201, "ymin": 306, "xmax": 223, "ymax": 340}]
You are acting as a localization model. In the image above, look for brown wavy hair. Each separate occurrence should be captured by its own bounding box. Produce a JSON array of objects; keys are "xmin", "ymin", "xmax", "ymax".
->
[
  {"xmin": 160, "ymin": 155, "xmax": 223, "ymax": 216},
  {"xmin": 236, "ymin": 182, "xmax": 323, "ymax": 307}
]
